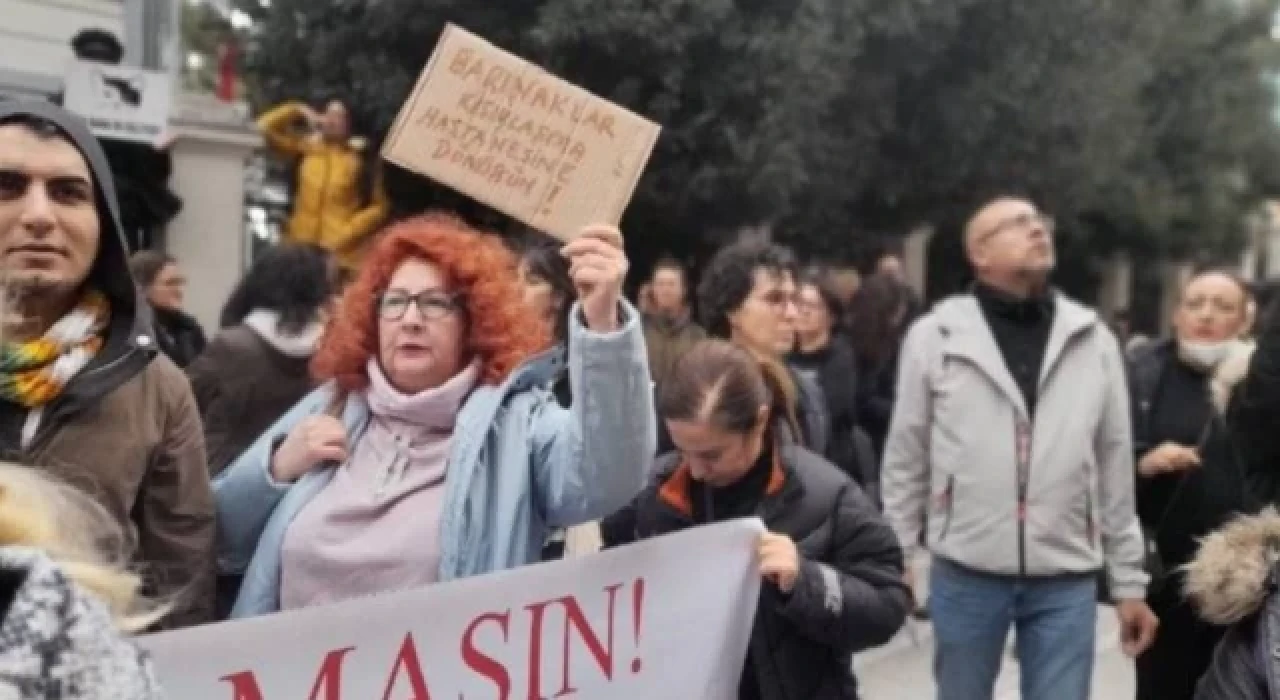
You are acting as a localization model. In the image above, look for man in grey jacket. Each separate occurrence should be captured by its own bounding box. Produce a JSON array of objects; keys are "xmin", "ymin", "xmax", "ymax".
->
[{"xmin": 882, "ymin": 196, "xmax": 1158, "ymax": 700}]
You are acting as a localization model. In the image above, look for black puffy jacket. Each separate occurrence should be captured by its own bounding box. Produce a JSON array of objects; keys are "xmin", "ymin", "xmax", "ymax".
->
[
  {"xmin": 1187, "ymin": 509, "xmax": 1280, "ymax": 700},
  {"xmin": 601, "ymin": 445, "xmax": 910, "ymax": 699}
]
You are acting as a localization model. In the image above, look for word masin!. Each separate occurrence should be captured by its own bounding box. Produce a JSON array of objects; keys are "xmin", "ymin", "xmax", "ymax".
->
[{"xmin": 218, "ymin": 579, "xmax": 649, "ymax": 700}]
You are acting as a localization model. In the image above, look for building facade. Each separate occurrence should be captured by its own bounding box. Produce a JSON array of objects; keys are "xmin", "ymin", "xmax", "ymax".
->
[
  {"xmin": 0, "ymin": 0, "xmax": 260, "ymax": 333},
  {"xmin": 0, "ymin": 0, "xmax": 125, "ymax": 99}
]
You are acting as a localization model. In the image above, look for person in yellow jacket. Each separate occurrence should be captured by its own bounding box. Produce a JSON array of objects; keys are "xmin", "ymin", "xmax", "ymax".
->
[{"xmin": 257, "ymin": 99, "xmax": 389, "ymax": 271}]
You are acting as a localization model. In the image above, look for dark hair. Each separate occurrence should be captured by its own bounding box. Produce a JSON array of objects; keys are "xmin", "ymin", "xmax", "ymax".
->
[
  {"xmin": 519, "ymin": 236, "xmax": 576, "ymax": 344},
  {"xmin": 847, "ymin": 274, "xmax": 911, "ymax": 366},
  {"xmin": 0, "ymin": 113, "xmax": 66, "ymax": 141},
  {"xmin": 697, "ymin": 239, "xmax": 798, "ymax": 339},
  {"xmin": 651, "ymin": 256, "xmax": 687, "ymax": 281},
  {"xmin": 659, "ymin": 339, "xmax": 798, "ymax": 438},
  {"xmin": 798, "ymin": 268, "xmax": 846, "ymax": 334},
  {"xmin": 337, "ymin": 101, "xmax": 381, "ymax": 213},
  {"xmin": 128, "ymin": 250, "xmax": 175, "ymax": 289},
  {"xmin": 219, "ymin": 244, "xmax": 337, "ymax": 333}
]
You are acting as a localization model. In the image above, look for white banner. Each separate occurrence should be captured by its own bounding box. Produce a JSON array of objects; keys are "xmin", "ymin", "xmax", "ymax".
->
[
  {"xmin": 62, "ymin": 61, "xmax": 172, "ymax": 145},
  {"xmin": 139, "ymin": 519, "xmax": 764, "ymax": 699}
]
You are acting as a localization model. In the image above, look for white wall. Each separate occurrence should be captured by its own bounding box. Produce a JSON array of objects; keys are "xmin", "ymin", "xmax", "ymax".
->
[
  {"xmin": 0, "ymin": 0, "xmax": 124, "ymax": 92},
  {"xmin": 1097, "ymin": 252, "xmax": 1132, "ymax": 315},
  {"xmin": 167, "ymin": 95, "xmax": 261, "ymax": 332}
]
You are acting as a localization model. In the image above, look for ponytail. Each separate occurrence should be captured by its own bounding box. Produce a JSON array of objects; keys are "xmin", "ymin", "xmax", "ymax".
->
[
  {"xmin": 754, "ymin": 352, "xmax": 800, "ymax": 442},
  {"xmin": 659, "ymin": 339, "xmax": 800, "ymax": 440}
]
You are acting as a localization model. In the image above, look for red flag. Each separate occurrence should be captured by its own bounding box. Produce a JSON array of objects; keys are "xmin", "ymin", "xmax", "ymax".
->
[{"xmin": 216, "ymin": 40, "xmax": 238, "ymax": 102}]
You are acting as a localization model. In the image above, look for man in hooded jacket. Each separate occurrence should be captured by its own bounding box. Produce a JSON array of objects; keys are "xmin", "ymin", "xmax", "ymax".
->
[{"xmin": 0, "ymin": 100, "xmax": 214, "ymax": 627}]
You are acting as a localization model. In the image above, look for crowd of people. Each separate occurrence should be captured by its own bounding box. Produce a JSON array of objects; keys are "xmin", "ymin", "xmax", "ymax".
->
[{"xmin": 3, "ymin": 94, "xmax": 1280, "ymax": 700}]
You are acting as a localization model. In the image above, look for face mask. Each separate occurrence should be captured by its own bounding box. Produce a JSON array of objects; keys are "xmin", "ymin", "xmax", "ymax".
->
[{"xmin": 1178, "ymin": 340, "xmax": 1232, "ymax": 371}]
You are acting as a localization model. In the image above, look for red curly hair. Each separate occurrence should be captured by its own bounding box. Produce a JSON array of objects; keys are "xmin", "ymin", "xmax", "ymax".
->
[{"xmin": 311, "ymin": 213, "xmax": 550, "ymax": 390}]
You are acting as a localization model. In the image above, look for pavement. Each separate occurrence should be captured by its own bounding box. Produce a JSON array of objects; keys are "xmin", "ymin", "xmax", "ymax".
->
[{"xmin": 854, "ymin": 556, "xmax": 1135, "ymax": 699}]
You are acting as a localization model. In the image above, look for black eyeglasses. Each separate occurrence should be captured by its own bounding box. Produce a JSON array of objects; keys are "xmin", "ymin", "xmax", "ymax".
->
[{"xmin": 376, "ymin": 291, "xmax": 461, "ymax": 321}]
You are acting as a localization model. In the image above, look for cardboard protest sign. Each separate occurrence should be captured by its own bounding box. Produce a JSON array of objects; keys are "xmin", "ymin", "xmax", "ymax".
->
[
  {"xmin": 139, "ymin": 519, "xmax": 763, "ymax": 699},
  {"xmin": 63, "ymin": 61, "xmax": 172, "ymax": 145},
  {"xmin": 382, "ymin": 24, "xmax": 661, "ymax": 241}
]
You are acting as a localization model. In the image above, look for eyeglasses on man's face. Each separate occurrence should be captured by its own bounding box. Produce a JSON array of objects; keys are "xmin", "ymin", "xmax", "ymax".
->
[
  {"xmin": 377, "ymin": 291, "xmax": 461, "ymax": 321},
  {"xmin": 980, "ymin": 211, "xmax": 1055, "ymax": 243}
]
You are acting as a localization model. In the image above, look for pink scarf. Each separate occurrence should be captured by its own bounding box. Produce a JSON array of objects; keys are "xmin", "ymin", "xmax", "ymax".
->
[
  {"xmin": 364, "ymin": 357, "xmax": 479, "ymax": 427},
  {"xmin": 278, "ymin": 359, "xmax": 480, "ymax": 611}
]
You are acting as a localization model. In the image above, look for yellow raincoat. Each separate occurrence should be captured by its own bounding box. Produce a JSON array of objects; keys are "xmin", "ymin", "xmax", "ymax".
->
[{"xmin": 257, "ymin": 102, "xmax": 389, "ymax": 270}]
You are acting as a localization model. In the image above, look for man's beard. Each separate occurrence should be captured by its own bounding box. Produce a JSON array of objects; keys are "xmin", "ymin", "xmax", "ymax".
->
[
  {"xmin": 6, "ymin": 270, "xmax": 75, "ymax": 299},
  {"xmin": 2, "ymin": 272, "xmax": 80, "ymax": 336}
]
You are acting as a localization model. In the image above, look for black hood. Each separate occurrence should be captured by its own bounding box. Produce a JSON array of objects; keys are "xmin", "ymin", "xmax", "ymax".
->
[{"xmin": 0, "ymin": 100, "xmax": 149, "ymax": 332}]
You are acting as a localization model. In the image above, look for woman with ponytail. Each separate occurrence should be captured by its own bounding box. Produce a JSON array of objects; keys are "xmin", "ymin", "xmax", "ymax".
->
[{"xmin": 599, "ymin": 339, "xmax": 909, "ymax": 699}]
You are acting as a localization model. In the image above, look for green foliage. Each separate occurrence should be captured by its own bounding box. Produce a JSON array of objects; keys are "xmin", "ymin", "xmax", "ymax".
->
[
  {"xmin": 238, "ymin": 0, "xmax": 1280, "ymax": 267},
  {"xmin": 1080, "ymin": 0, "xmax": 1280, "ymax": 260}
]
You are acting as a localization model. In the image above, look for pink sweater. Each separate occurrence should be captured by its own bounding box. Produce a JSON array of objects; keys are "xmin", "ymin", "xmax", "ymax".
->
[{"xmin": 279, "ymin": 360, "xmax": 479, "ymax": 611}]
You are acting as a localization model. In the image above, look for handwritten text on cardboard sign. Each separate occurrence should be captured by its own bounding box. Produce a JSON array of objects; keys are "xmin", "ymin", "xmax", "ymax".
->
[{"xmin": 382, "ymin": 25, "xmax": 660, "ymax": 241}]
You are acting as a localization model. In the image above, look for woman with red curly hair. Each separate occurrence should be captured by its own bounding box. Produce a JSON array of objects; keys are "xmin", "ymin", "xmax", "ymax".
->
[{"xmin": 213, "ymin": 215, "xmax": 655, "ymax": 618}]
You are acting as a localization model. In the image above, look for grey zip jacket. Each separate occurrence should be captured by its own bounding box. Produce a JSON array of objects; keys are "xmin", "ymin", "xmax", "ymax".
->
[{"xmin": 882, "ymin": 293, "xmax": 1148, "ymax": 601}]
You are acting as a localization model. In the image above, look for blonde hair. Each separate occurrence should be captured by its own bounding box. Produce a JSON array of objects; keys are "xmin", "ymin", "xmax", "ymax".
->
[{"xmin": 0, "ymin": 464, "xmax": 164, "ymax": 632}]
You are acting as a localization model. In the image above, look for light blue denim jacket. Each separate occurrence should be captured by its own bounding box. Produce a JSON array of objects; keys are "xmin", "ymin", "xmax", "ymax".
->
[{"xmin": 214, "ymin": 301, "xmax": 655, "ymax": 618}]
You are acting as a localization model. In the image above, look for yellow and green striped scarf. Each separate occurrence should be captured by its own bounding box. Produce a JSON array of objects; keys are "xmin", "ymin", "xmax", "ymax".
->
[{"xmin": 0, "ymin": 291, "xmax": 110, "ymax": 408}]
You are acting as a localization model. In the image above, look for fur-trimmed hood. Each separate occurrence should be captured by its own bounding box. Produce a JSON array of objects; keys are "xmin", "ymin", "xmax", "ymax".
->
[{"xmin": 1185, "ymin": 507, "xmax": 1280, "ymax": 625}]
